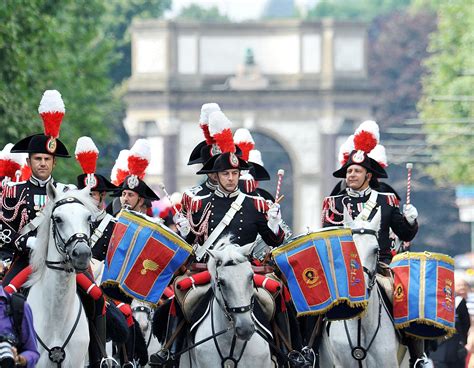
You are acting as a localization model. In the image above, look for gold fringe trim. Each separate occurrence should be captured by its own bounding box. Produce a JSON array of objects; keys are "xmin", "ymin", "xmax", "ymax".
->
[
  {"xmin": 296, "ymin": 297, "xmax": 368, "ymax": 319},
  {"xmin": 394, "ymin": 318, "xmax": 456, "ymax": 340},
  {"xmin": 101, "ymin": 280, "xmax": 160, "ymax": 307},
  {"xmin": 272, "ymin": 228, "xmax": 352, "ymax": 257},
  {"xmin": 391, "ymin": 251, "xmax": 454, "ymax": 265}
]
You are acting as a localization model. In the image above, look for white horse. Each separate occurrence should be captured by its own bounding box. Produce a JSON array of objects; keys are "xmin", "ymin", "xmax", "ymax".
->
[
  {"xmin": 319, "ymin": 208, "xmax": 403, "ymax": 368},
  {"xmin": 179, "ymin": 237, "xmax": 273, "ymax": 368},
  {"xmin": 26, "ymin": 184, "xmax": 98, "ymax": 367},
  {"xmin": 132, "ymin": 299, "xmax": 161, "ymax": 367}
]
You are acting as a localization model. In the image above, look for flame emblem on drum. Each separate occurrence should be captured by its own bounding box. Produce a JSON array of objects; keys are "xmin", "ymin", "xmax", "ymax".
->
[
  {"xmin": 141, "ymin": 259, "xmax": 159, "ymax": 275},
  {"xmin": 302, "ymin": 267, "xmax": 320, "ymax": 288},
  {"xmin": 442, "ymin": 278, "xmax": 454, "ymax": 312}
]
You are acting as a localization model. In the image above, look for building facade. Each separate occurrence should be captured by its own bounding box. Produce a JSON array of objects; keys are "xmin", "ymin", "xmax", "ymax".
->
[{"xmin": 124, "ymin": 19, "xmax": 375, "ymax": 232}]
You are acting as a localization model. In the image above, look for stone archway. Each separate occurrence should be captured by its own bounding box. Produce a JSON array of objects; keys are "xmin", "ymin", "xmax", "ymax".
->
[{"xmin": 252, "ymin": 131, "xmax": 294, "ymax": 228}]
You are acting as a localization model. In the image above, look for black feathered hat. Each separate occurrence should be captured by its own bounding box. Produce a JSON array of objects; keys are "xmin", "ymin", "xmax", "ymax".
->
[
  {"xmin": 11, "ymin": 90, "xmax": 70, "ymax": 157},
  {"xmin": 333, "ymin": 121, "xmax": 387, "ymax": 179}
]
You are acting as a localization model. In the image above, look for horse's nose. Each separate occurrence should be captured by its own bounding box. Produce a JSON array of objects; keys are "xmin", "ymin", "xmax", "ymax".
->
[
  {"xmin": 235, "ymin": 322, "xmax": 255, "ymax": 341},
  {"xmin": 71, "ymin": 241, "xmax": 91, "ymax": 272}
]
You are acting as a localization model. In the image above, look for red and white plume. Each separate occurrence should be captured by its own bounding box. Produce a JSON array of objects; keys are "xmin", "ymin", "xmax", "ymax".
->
[
  {"xmin": 353, "ymin": 120, "xmax": 379, "ymax": 154},
  {"xmin": 338, "ymin": 135, "xmax": 355, "ymax": 166},
  {"xmin": 248, "ymin": 149, "xmax": 264, "ymax": 166},
  {"xmin": 234, "ymin": 128, "xmax": 255, "ymax": 161},
  {"xmin": 111, "ymin": 150, "xmax": 130, "ymax": 186},
  {"xmin": 368, "ymin": 144, "xmax": 388, "ymax": 168},
  {"xmin": 209, "ymin": 111, "xmax": 235, "ymax": 154},
  {"xmin": 75, "ymin": 137, "xmax": 99, "ymax": 175},
  {"xmin": 38, "ymin": 90, "xmax": 65, "ymax": 138},
  {"xmin": 128, "ymin": 139, "xmax": 151, "ymax": 179},
  {"xmin": 0, "ymin": 143, "xmax": 22, "ymax": 180},
  {"xmin": 199, "ymin": 103, "xmax": 221, "ymax": 145}
]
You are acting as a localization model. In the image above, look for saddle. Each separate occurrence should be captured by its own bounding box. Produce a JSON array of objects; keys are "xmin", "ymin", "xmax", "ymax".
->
[{"xmin": 173, "ymin": 272, "xmax": 281, "ymax": 323}]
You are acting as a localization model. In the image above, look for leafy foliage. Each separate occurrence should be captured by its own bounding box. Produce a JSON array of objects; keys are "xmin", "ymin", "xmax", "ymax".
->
[
  {"xmin": 306, "ymin": 0, "xmax": 411, "ymax": 21},
  {"xmin": 418, "ymin": 0, "xmax": 474, "ymax": 185},
  {"xmin": 177, "ymin": 4, "xmax": 229, "ymax": 22}
]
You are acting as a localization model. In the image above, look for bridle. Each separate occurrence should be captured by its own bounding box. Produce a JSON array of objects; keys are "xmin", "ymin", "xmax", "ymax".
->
[
  {"xmin": 47, "ymin": 197, "xmax": 91, "ymax": 273},
  {"xmin": 213, "ymin": 262, "xmax": 255, "ymax": 321},
  {"xmin": 342, "ymin": 227, "xmax": 381, "ymax": 367},
  {"xmin": 210, "ymin": 262, "xmax": 255, "ymax": 368},
  {"xmin": 132, "ymin": 304, "xmax": 154, "ymax": 348}
]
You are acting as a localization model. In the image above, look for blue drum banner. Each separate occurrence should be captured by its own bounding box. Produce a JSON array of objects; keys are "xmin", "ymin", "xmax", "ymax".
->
[{"xmin": 102, "ymin": 210, "xmax": 192, "ymax": 304}]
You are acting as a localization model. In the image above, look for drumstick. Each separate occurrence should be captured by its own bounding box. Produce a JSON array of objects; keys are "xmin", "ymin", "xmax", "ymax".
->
[
  {"xmin": 275, "ymin": 169, "xmax": 285, "ymax": 201},
  {"xmin": 406, "ymin": 163, "xmax": 413, "ymax": 205},
  {"xmin": 158, "ymin": 183, "xmax": 180, "ymax": 215},
  {"xmin": 275, "ymin": 195, "xmax": 285, "ymax": 204}
]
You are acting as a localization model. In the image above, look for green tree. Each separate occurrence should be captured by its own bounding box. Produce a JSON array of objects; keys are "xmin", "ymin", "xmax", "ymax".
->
[
  {"xmin": 418, "ymin": 0, "xmax": 474, "ymax": 185},
  {"xmin": 306, "ymin": 0, "xmax": 411, "ymax": 21},
  {"xmin": 103, "ymin": 0, "xmax": 172, "ymax": 84},
  {"xmin": 176, "ymin": 4, "xmax": 229, "ymax": 22},
  {"xmin": 0, "ymin": 0, "xmax": 118, "ymax": 182}
]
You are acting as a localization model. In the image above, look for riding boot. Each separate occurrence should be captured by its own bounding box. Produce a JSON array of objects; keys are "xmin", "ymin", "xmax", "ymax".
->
[
  {"xmin": 150, "ymin": 313, "xmax": 182, "ymax": 367},
  {"xmin": 274, "ymin": 311, "xmax": 291, "ymax": 363},
  {"xmin": 406, "ymin": 337, "xmax": 427, "ymax": 368},
  {"xmin": 88, "ymin": 315, "xmax": 107, "ymax": 368}
]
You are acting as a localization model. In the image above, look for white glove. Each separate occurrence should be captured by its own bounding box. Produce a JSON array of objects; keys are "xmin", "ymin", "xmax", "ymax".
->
[
  {"xmin": 403, "ymin": 204, "xmax": 418, "ymax": 225},
  {"xmin": 26, "ymin": 236, "xmax": 37, "ymax": 250},
  {"xmin": 173, "ymin": 213, "xmax": 190, "ymax": 237},
  {"xmin": 267, "ymin": 204, "xmax": 282, "ymax": 235}
]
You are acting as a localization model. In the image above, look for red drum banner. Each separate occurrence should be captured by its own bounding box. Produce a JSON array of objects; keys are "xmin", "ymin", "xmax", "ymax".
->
[
  {"xmin": 272, "ymin": 228, "xmax": 367, "ymax": 319},
  {"xmin": 391, "ymin": 252, "xmax": 456, "ymax": 339}
]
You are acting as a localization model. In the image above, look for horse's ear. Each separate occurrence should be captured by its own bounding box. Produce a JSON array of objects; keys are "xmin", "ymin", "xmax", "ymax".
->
[
  {"xmin": 343, "ymin": 205, "xmax": 354, "ymax": 228},
  {"xmin": 239, "ymin": 242, "xmax": 256, "ymax": 257},
  {"xmin": 81, "ymin": 185, "xmax": 91, "ymax": 197},
  {"xmin": 46, "ymin": 181, "xmax": 58, "ymax": 201}
]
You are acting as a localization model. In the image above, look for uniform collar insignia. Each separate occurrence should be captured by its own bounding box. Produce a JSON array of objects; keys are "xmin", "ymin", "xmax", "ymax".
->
[
  {"xmin": 215, "ymin": 186, "xmax": 241, "ymax": 198},
  {"xmin": 347, "ymin": 186, "xmax": 372, "ymax": 198},
  {"xmin": 29, "ymin": 175, "xmax": 53, "ymax": 187}
]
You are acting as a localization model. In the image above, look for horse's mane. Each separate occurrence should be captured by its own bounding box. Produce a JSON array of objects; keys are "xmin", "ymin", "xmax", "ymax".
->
[{"xmin": 26, "ymin": 188, "xmax": 99, "ymax": 286}]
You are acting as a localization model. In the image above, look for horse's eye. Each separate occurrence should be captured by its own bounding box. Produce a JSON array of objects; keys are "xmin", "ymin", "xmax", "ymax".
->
[
  {"xmin": 219, "ymin": 279, "xmax": 226, "ymax": 287},
  {"xmin": 216, "ymin": 260, "xmax": 222, "ymax": 267},
  {"xmin": 87, "ymin": 215, "xmax": 92, "ymax": 223},
  {"xmin": 54, "ymin": 217, "xmax": 63, "ymax": 224}
]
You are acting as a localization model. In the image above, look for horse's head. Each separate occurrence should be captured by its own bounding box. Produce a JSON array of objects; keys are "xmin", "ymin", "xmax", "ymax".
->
[
  {"xmin": 344, "ymin": 206, "xmax": 381, "ymax": 290},
  {"xmin": 207, "ymin": 237, "xmax": 255, "ymax": 341},
  {"xmin": 47, "ymin": 183, "xmax": 96, "ymax": 273}
]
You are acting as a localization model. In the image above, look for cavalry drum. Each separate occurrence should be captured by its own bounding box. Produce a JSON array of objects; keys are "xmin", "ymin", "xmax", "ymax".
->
[
  {"xmin": 101, "ymin": 210, "xmax": 193, "ymax": 304},
  {"xmin": 272, "ymin": 228, "xmax": 367, "ymax": 320},
  {"xmin": 391, "ymin": 251, "xmax": 456, "ymax": 339}
]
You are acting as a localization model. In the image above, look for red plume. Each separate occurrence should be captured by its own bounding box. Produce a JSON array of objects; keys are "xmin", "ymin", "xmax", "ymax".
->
[
  {"xmin": 199, "ymin": 103, "xmax": 220, "ymax": 145},
  {"xmin": 20, "ymin": 165, "xmax": 32, "ymax": 181},
  {"xmin": 128, "ymin": 139, "xmax": 151, "ymax": 179},
  {"xmin": 38, "ymin": 90, "xmax": 65, "ymax": 138},
  {"xmin": 234, "ymin": 128, "xmax": 255, "ymax": 161},
  {"xmin": 353, "ymin": 120, "xmax": 379, "ymax": 154},
  {"xmin": 209, "ymin": 112, "xmax": 235, "ymax": 154},
  {"xmin": 75, "ymin": 137, "xmax": 99, "ymax": 174}
]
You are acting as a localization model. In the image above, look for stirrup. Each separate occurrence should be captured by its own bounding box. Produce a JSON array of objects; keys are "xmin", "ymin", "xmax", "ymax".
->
[
  {"xmin": 411, "ymin": 353, "xmax": 431, "ymax": 368},
  {"xmin": 149, "ymin": 349, "xmax": 172, "ymax": 367},
  {"xmin": 287, "ymin": 349, "xmax": 314, "ymax": 368}
]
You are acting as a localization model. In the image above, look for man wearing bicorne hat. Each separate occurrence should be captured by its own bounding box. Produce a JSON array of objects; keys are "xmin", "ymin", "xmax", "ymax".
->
[
  {"xmin": 320, "ymin": 121, "xmax": 424, "ymax": 367},
  {"xmin": 103, "ymin": 139, "xmax": 158, "ymax": 366},
  {"xmin": 177, "ymin": 111, "xmax": 285, "ymax": 249},
  {"xmin": 0, "ymin": 90, "xmax": 75, "ymax": 285},
  {"xmin": 153, "ymin": 112, "xmax": 288, "ymax": 367},
  {"xmin": 321, "ymin": 121, "xmax": 418, "ymax": 264},
  {"xmin": 75, "ymin": 136, "xmax": 119, "ymax": 367},
  {"xmin": 182, "ymin": 103, "xmax": 244, "ymax": 215}
]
